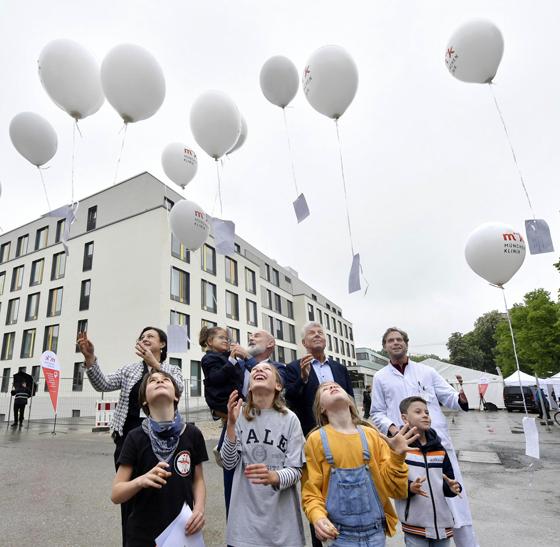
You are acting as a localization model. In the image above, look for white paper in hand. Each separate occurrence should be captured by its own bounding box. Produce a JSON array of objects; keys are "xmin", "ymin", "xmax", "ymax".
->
[
  {"xmin": 293, "ymin": 193, "xmax": 310, "ymax": 223},
  {"xmin": 522, "ymin": 416, "xmax": 540, "ymax": 459},
  {"xmin": 156, "ymin": 503, "xmax": 205, "ymax": 547},
  {"xmin": 525, "ymin": 219, "xmax": 554, "ymax": 254},
  {"xmin": 167, "ymin": 324, "xmax": 189, "ymax": 354},
  {"xmin": 348, "ymin": 253, "xmax": 361, "ymax": 294},
  {"xmin": 211, "ymin": 217, "xmax": 235, "ymax": 256}
]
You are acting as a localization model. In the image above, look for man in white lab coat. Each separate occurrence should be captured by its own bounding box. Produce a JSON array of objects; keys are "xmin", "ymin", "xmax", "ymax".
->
[{"xmin": 370, "ymin": 327, "xmax": 478, "ymax": 547}]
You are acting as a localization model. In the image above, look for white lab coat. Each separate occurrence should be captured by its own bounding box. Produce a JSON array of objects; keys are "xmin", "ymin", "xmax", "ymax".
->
[{"xmin": 370, "ymin": 361, "xmax": 476, "ymax": 538}]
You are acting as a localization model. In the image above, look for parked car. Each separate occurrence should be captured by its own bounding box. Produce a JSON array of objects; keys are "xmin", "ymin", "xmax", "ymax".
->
[{"xmin": 503, "ymin": 385, "xmax": 549, "ymax": 413}]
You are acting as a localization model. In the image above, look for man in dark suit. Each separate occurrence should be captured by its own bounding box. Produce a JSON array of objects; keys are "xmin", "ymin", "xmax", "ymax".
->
[{"xmin": 284, "ymin": 321, "xmax": 354, "ymax": 436}]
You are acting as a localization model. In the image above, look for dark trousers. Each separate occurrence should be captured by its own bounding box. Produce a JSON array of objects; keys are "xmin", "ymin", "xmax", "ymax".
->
[
  {"xmin": 310, "ymin": 522, "xmax": 322, "ymax": 547},
  {"xmin": 113, "ymin": 433, "xmax": 131, "ymax": 547},
  {"xmin": 13, "ymin": 404, "xmax": 26, "ymax": 425}
]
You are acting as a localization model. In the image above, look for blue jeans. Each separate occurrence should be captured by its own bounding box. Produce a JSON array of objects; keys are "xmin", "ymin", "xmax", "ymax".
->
[
  {"xmin": 404, "ymin": 533, "xmax": 450, "ymax": 547},
  {"xmin": 333, "ymin": 522, "xmax": 386, "ymax": 547}
]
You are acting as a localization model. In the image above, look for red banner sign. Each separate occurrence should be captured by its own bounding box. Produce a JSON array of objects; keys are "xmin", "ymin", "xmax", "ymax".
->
[{"xmin": 41, "ymin": 351, "xmax": 61, "ymax": 413}]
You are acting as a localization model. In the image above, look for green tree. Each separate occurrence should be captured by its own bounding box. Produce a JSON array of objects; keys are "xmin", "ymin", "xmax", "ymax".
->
[
  {"xmin": 447, "ymin": 332, "xmax": 485, "ymax": 370},
  {"xmin": 494, "ymin": 289, "xmax": 560, "ymax": 377},
  {"xmin": 471, "ymin": 310, "xmax": 505, "ymax": 373}
]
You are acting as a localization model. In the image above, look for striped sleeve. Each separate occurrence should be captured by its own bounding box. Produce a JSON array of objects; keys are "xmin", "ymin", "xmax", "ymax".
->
[
  {"xmin": 275, "ymin": 467, "xmax": 302, "ymax": 491},
  {"xmin": 220, "ymin": 435, "xmax": 241, "ymax": 471}
]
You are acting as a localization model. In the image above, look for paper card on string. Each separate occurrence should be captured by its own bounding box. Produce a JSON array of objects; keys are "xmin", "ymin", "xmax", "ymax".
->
[
  {"xmin": 522, "ymin": 416, "xmax": 540, "ymax": 459},
  {"xmin": 525, "ymin": 219, "xmax": 554, "ymax": 254},
  {"xmin": 348, "ymin": 253, "xmax": 361, "ymax": 294},
  {"xmin": 41, "ymin": 351, "xmax": 61, "ymax": 413},
  {"xmin": 44, "ymin": 202, "xmax": 79, "ymax": 255},
  {"xmin": 293, "ymin": 193, "xmax": 310, "ymax": 223},
  {"xmin": 167, "ymin": 324, "xmax": 189, "ymax": 354},
  {"xmin": 211, "ymin": 217, "xmax": 235, "ymax": 255},
  {"xmin": 156, "ymin": 503, "xmax": 205, "ymax": 547}
]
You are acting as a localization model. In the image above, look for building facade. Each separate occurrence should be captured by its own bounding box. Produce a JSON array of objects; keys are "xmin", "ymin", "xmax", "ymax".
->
[
  {"xmin": 0, "ymin": 173, "xmax": 356, "ymax": 419},
  {"xmin": 352, "ymin": 347, "xmax": 390, "ymax": 387}
]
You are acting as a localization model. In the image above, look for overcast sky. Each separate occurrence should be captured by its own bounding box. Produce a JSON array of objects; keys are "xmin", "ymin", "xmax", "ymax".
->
[{"xmin": 1, "ymin": 1, "xmax": 559, "ymax": 357}]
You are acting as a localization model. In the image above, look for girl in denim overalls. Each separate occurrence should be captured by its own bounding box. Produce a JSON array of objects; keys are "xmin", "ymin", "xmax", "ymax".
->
[{"xmin": 302, "ymin": 382, "xmax": 419, "ymax": 546}]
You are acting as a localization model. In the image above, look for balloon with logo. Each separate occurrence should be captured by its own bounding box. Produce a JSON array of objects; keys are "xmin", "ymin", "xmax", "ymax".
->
[
  {"xmin": 9, "ymin": 112, "xmax": 58, "ymax": 167},
  {"xmin": 38, "ymin": 39, "xmax": 104, "ymax": 120},
  {"xmin": 445, "ymin": 19, "xmax": 504, "ymax": 84},
  {"xmin": 169, "ymin": 199, "xmax": 209, "ymax": 250},
  {"xmin": 161, "ymin": 143, "xmax": 198, "ymax": 189},
  {"xmin": 227, "ymin": 115, "xmax": 247, "ymax": 155},
  {"xmin": 101, "ymin": 44, "xmax": 166, "ymax": 123},
  {"xmin": 303, "ymin": 45, "xmax": 358, "ymax": 119},
  {"xmin": 465, "ymin": 222, "xmax": 526, "ymax": 286},
  {"xmin": 260, "ymin": 55, "xmax": 299, "ymax": 108},
  {"xmin": 190, "ymin": 91, "xmax": 241, "ymax": 159}
]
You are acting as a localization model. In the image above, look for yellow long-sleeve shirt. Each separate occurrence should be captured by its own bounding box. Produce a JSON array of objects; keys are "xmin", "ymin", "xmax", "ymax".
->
[{"xmin": 302, "ymin": 424, "xmax": 408, "ymax": 537}]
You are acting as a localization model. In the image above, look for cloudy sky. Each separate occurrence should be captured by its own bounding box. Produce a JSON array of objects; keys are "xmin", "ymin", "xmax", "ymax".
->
[{"xmin": 1, "ymin": 1, "xmax": 558, "ymax": 357}]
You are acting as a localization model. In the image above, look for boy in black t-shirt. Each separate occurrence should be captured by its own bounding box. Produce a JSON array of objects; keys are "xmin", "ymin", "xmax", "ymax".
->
[{"xmin": 112, "ymin": 371, "xmax": 208, "ymax": 547}]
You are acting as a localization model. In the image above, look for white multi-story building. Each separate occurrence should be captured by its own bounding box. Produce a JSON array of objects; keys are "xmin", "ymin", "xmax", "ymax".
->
[
  {"xmin": 0, "ymin": 173, "xmax": 356, "ymax": 419},
  {"xmin": 353, "ymin": 347, "xmax": 390, "ymax": 387}
]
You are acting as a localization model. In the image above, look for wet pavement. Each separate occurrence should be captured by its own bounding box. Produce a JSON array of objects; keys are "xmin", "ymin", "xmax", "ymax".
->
[{"xmin": 1, "ymin": 410, "xmax": 558, "ymax": 546}]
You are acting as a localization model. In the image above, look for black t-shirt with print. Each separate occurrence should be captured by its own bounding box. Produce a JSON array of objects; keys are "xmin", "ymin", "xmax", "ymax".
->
[{"xmin": 118, "ymin": 423, "xmax": 209, "ymax": 547}]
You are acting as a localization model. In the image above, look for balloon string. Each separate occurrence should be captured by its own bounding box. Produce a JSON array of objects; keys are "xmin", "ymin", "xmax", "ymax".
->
[
  {"xmin": 500, "ymin": 286, "xmax": 529, "ymax": 416},
  {"xmin": 37, "ymin": 167, "xmax": 52, "ymax": 211},
  {"xmin": 71, "ymin": 121, "xmax": 77, "ymax": 204},
  {"xmin": 113, "ymin": 123, "xmax": 128, "ymax": 185},
  {"xmin": 216, "ymin": 160, "xmax": 223, "ymax": 217},
  {"xmin": 282, "ymin": 107, "xmax": 300, "ymax": 196},
  {"xmin": 488, "ymin": 83, "xmax": 536, "ymax": 219},
  {"xmin": 335, "ymin": 119, "xmax": 355, "ymax": 257}
]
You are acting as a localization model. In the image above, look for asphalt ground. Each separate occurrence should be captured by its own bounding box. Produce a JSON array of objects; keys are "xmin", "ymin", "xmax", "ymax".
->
[{"xmin": 1, "ymin": 410, "xmax": 558, "ymax": 546}]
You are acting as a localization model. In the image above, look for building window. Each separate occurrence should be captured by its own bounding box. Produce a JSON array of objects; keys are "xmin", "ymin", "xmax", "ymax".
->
[
  {"xmin": 227, "ymin": 327, "xmax": 240, "ymax": 344},
  {"xmin": 190, "ymin": 360, "xmax": 201, "ymax": 397},
  {"xmin": 1, "ymin": 367, "xmax": 11, "ymax": 391},
  {"xmin": 307, "ymin": 303, "xmax": 314, "ymax": 321},
  {"xmin": 225, "ymin": 257, "xmax": 238, "ymax": 285},
  {"xmin": 20, "ymin": 329, "xmax": 36, "ymax": 359},
  {"xmin": 6, "ymin": 298, "xmax": 19, "ymax": 325},
  {"xmin": 274, "ymin": 318, "xmax": 284, "ymax": 340},
  {"xmin": 265, "ymin": 264, "xmax": 270, "ymax": 281},
  {"xmin": 16, "ymin": 235, "xmax": 29, "ymax": 257},
  {"xmin": 327, "ymin": 334, "xmax": 333, "ymax": 351},
  {"xmin": 11, "ymin": 265, "xmax": 24, "ymax": 291},
  {"xmin": 274, "ymin": 293, "xmax": 282, "ymax": 314},
  {"xmin": 83, "ymin": 242, "xmax": 94, "ymax": 271},
  {"xmin": 169, "ymin": 357, "xmax": 182, "ymax": 371},
  {"xmin": 334, "ymin": 337, "xmax": 339, "ymax": 353},
  {"xmin": 25, "ymin": 293, "xmax": 40, "ymax": 321},
  {"xmin": 245, "ymin": 268, "xmax": 256, "ymax": 294},
  {"xmin": 344, "ymin": 324, "xmax": 349, "ymax": 339},
  {"xmin": 311, "ymin": 293, "xmax": 317, "ymax": 301},
  {"xmin": 338, "ymin": 320, "xmax": 343, "ymax": 334},
  {"xmin": 76, "ymin": 319, "xmax": 88, "ymax": 352},
  {"xmin": 317, "ymin": 309, "xmax": 323, "ymax": 324},
  {"xmin": 1, "ymin": 332, "xmax": 15, "ymax": 360},
  {"xmin": 0, "ymin": 271, "xmax": 5, "ymax": 295},
  {"xmin": 234, "ymin": 243, "xmax": 240, "ymax": 254},
  {"xmin": 346, "ymin": 342, "xmax": 351, "ymax": 356},
  {"xmin": 356, "ymin": 352, "xmax": 368, "ymax": 361},
  {"xmin": 341, "ymin": 341, "xmax": 346, "ymax": 356},
  {"xmin": 262, "ymin": 288, "xmax": 272, "ymax": 309},
  {"xmin": 51, "ymin": 252, "xmax": 66, "ymax": 280},
  {"xmin": 171, "ymin": 233, "xmax": 189, "ymax": 263},
  {"xmin": 288, "ymin": 348, "xmax": 297, "ymax": 363},
  {"xmin": 55, "ymin": 219, "xmax": 65, "ymax": 243},
  {"xmin": 284, "ymin": 275, "xmax": 291, "ymax": 284},
  {"xmin": 164, "ymin": 197, "xmax": 174, "ymax": 211},
  {"xmin": 332, "ymin": 319, "xmax": 337, "ymax": 334},
  {"xmin": 325, "ymin": 314, "xmax": 330, "ymax": 330},
  {"xmin": 288, "ymin": 324, "xmax": 296, "ymax": 344},
  {"xmin": 47, "ymin": 287, "xmax": 63, "ymax": 317},
  {"xmin": 349, "ymin": 327, "xmax": 353, "ymax": 341},
  {"xmin": 201, "ymin": 318, "xmax": 217, "ymax": 329},
  {"xmin": 170, "ymin": 310, "xmax": 190, "ymax": 350},
  {"xmin": 201, "ymin": 280, "xmax": 217, "ymax": 313},
  {"xmin": 43, "ymin": 325, "xmax": 59, "ymax": 352},
  {"xmin": 225, "ymin": 291, "xmax": 239, "ymax": 320},
  {"xmin": 351, "ymin": 345, "xmax": 355, "ymax": 358},
  {"xmin": 72, "ymin": 362, "xmax": 84, "ymax": 391},
  {"xmin": 277, "ymin": 345, "xmax": 285, "ymax": 364},
  {"xmin": 246, "ymin": 299, "xmax": 258, "ymax": 326},
  {"xmin": 30, "ymin": 259, "xmax": 44, "ymax": 286},
  {"xmin": 170, "ymin": 267, "xmax": 189, "ymax": 304},
  {"xmin": 272, "ymin": 268, "xmax": 280, "ymax": 287},
  {"xmin": 201, "ymin": 244, "xmax": 216, "ymax": 275},
  {"xmin": 79, "ymin": 280, "xmax": 91, "ymax": 311},
  {"xmin": 87, "ymin": 206, "xmax": 97, "ymax": 231},
  {"xmin": 287, "ymin": 300, "xmax": 294, "ymax": 319},
  {"xmin": 0, "ymin": 242, "xmax": 10, "ymax": 263},
  {"xmin": 35, "ymin": 226, "xmax": 49, "ymax": 250}
]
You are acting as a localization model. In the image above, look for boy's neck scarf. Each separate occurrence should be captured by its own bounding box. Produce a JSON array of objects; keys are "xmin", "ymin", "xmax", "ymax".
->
[{"xmin": 142, "ymin": 410, "xmax": 183, "ymax": 463}]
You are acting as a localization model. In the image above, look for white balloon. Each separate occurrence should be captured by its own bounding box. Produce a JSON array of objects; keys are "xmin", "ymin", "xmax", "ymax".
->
[
  {"xmin": 101, "ymin": 44, "xmax": 165, "ymax": 123},
  {"xmin": 260, "ymin": 56, "xmax": 299, "ymax": 108},
  {"xmin": 38, "ymin": 39, "xmax": 104, "ymax": 120},
  {"xmin": 161, "ymin": 143, "xmax": 198, "ymax": 189},
  {"xmin": 9, "ymin": 112, "xmax": 58, "ymax": 167},
  {"xmin": 190, "ymin": 91, "xmax": 241, "ymax": 159},
  {"xmin": 465, "ymin": 222, "xmax": 526, "ymax": 286},
  {"xmin": 303, "ymin": 45, "xmax": 358, "ymax": 119},
  {"xmin": 445, "ymin": 19, "xmax": 504, "ymax": 84},
  {"xmin": 169, "ymin": 199, "xmax": 210, "ymax": 251},
  {"xmin": 227, "ymin": 116, "xmax": 247, "ymax": 155}
]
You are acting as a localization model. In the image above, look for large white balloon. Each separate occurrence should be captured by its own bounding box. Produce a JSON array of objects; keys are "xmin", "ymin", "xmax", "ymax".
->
[
  {"xmin": 9, "ymin": 112, "xmax": 58, "ymax": 167},
  {"xmin": 101, "ymin": 44, "xmax": 165, "ymax": 123},
  {"xmin": 260, "ymin": 56, "xmax": 299, "ymax": 108},
  {"xmin": 190, "ymin": 91, "xmax": 241, "ymax": 159},
  {"xmin": 465, "ymin": 222, "xmax": 526, "ymax": 286},
  {"xmin": 445, "ymin": 19, "xmax": 504, "ymax": 84},
  {"xmin": 169, "ymin": 199, "xmax": 210, "ymax": 251},
  {"xmin": 161, "ymin": 143, "xmax": 198, "ymax": 189},
  {"xmin": 303, "ymin": 45, "xmax": 358, "ymax": 119},
  {"xmin": 38, "ymin": 39, "xmax": 104, "ymax": 120},
  {"xmin": 227, "ymin": 116, "xmax": 247, "ymax": 155}
]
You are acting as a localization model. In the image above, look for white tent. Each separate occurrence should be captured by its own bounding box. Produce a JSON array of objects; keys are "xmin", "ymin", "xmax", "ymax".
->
[
  {"xmin": 419, "ymin": 358, "xmax": 505, "ymax": 409},
  {"xmin": 503, "ymin": 370, "xmax": 540, "ymax": 386}
]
